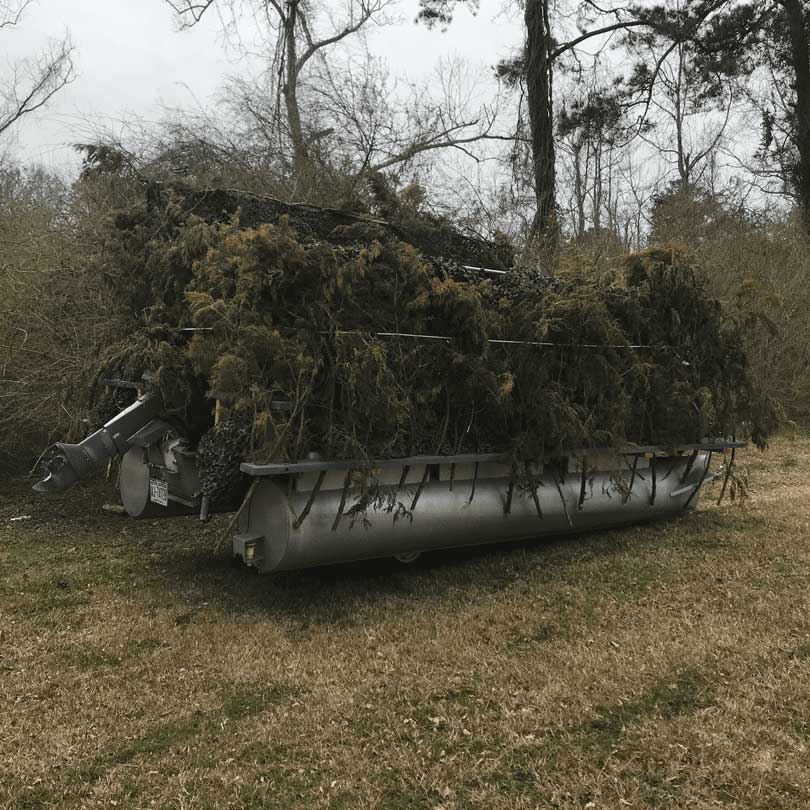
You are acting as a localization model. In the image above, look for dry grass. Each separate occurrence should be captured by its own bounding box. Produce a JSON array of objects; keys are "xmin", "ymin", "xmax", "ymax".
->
[{"xmin": 2, "ymin": 437, "xmax": 810, "ymax": 809}]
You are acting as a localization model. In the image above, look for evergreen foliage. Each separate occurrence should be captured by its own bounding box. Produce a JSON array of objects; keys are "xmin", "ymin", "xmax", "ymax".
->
[{"xmin": 91, "ymin": 188, "xmax": 774, "ymax": 476}]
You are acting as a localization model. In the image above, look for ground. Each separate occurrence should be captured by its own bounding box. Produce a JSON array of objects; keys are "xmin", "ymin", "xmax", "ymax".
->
[{"xmin": 1, "ymin": 437, "xmax": 810, "ymax": 809}]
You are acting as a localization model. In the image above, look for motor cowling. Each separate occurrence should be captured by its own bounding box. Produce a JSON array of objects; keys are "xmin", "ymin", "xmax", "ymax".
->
[{"xmin": 33, "ymin": 394, "xmax": 163, "ymax": 494}]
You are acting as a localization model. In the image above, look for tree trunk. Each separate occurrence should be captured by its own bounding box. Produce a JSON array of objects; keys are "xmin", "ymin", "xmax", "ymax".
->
[
  {"xmin": 282, "ymin": 0, "xmax": 309, "ymax": 177},
  {"xmin": 781, "ymin": 0, "xmax": 810, "ymax": 228},
  {"xmin": 674, "ymin": 43, "xmax": 690, "ymax": 190},
  {"xmin": 573, "ymin": 142, "xmax": 585, "ymax": 238},
  {"xmin": 592, "ymin": 137, "xmax": 603, "ymax": 231},
  {"xmin": 524, "ymin": 0, "xmax": 557, "ymax": 248}
]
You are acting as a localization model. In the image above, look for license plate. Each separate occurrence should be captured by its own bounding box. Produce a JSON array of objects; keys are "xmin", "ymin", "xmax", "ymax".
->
[{"xmin": 149, "ymin": 478, "xmax": 169, "ymax": 506}]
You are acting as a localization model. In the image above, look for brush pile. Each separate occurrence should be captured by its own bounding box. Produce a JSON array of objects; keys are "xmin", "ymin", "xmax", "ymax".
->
[{"xmin": 93, "ymin": 186, "xmax": 775, "ymax": 493}]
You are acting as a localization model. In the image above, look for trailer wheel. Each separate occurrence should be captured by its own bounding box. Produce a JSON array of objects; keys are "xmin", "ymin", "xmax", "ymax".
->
[{"xmin": 393, "ymin": 551, "xmax": 422, "ymax": 564}]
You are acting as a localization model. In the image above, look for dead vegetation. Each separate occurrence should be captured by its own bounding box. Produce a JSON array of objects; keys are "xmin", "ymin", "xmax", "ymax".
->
[
  {"xmin": 91, "ymin": 187, "xmax": 775, "ymax": 480},
  {"xmin": 2, "ymin": 436, "xmax": 810, "ymax": 809},
  {"xmin": 0, "ymin": 173, "xmax": 796, "ymax": 478},
  {"xmin": 0, "ymin": 166, "xmax": 132, "ymax": 473}
]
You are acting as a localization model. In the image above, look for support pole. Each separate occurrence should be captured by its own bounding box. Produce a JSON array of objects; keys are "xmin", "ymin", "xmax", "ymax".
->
[
  {"xmin": 717, "ymin": 447, "xmax": 736, "ymax": 506},
  {"xmin": 199, "ymin": 495, "xmax": 211, "ymax": 523},
  {"xmin": 216, "ymin": 479, "xmax": 258, "ymax": 552},
  {"xmin": 505, "ymin": 468, "xmax": 515, "ymax": 515},
  {"xmin": 578, "ymin": 457, "xmax": 587, "ymax": 510},
  {"xmin": 684, "ymin": 451, "xmax": 713, "ymax": 510},
  {"xmin": 411, "ymin": 465, "xmax": 431, "ymax": 511},
  {"xmin": 467, "ymin": 461, "xmax": 480, "ymax": 505},
  {"xmin": 623, "ymin": 455, "xmax": 639, "ymax": 504},
  {"xmin": 397, "ymin": 464, "xmax": 411, "ymax": 489},
  {"xmin": 552, "ymin": 466, "xmax": 573, "ymax": 528},
  {"xmin": 681, "ymin": 450, "xmax": 699, "ymax": 484},
  {"xmin": 331, "ymin": 469, "xmax": 353, "ymax": 532},
  {"xmin": 293, "ymin": 469, "xmax": 326, "ymax": 529},
  {"xmin": 531, "ymin": 484, "xmax": 543, "ymax": 519}
]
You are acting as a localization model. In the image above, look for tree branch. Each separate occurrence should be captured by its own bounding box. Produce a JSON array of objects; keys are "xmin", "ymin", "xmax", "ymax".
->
[
  {"xmin": 369, "ymin": 117, "xmax": 509, "ymax": 172},
  {"xmin": 296, "ymin": 1, "xmax": 385, "ymax": 72},
  {"xmin": 552, "ymin": 19, "xmax": 647, "ymax": 61},
  {"xmin": 0, "ymin": 0, "xmax": 34, "ymax": 29},
  {"xmin": 164, "ymin": 0, "xmax": 216, "ymax": 27},
  {"xmin": 0, "ymin": 37, "xmax": 75, "ymax": 137}
]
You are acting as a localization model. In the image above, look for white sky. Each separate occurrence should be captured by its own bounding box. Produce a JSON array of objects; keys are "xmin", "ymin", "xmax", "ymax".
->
[{"xmin": 3, "ymin": 0, "xmax": 523, "ymax": 173}]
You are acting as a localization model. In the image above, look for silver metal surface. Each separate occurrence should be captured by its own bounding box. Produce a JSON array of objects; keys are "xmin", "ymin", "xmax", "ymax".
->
[
  {"xmin": 33, "ymin": 394, "xmax": 163, "ymax": 493},
  {"xmin": 119, "ymin": 438, "xmax": 200, "ymax": 518},
  {"xmin": 236, "ymin": 453, "xmax": 711, "ymax": 573},
  {"xmin": 240, "ymin": 442, "xmax": 743, "ymax": 478}
]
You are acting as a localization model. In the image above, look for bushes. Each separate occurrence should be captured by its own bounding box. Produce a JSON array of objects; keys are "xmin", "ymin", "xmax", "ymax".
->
[
  {"xmin": 707, "ymin": 225, "xmax": 810, "ymax": 423},
  {"xmin": 0, "ymin": 166, "xmax": 119, "ymax": 473},
  {"xmin": 652, "ymin": 188, "xmax": 810, "ymax": 424}
]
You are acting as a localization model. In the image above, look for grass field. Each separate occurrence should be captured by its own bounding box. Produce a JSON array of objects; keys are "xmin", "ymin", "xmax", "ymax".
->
[{"xmin": 2, "ymin": 437, "xmax": 810, "ymax": 809}]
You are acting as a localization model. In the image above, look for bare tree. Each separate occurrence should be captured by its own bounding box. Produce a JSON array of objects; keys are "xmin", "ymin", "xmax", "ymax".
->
[
  {"xmin": 165, "ymin": 0, "xmax": 397, "ymax": 178},
  {"xmin": 627, "ymin": 32, "xmax": 734, "ymax": 193},
  {"xmin": 165, "ymin": 0, "xmax": 216, "ymax": 24},
  {"xmin": 556, "ymin": 70, "xmax": 627, "ymax": 239},
  {"xmin": 290, "ymin": 50, "xmax": 502, "ymax": 175},
  {"xmin": 0, "ymin": 1, "xmax": 74, "ymax": 139},
  {"xmin": 165, "ymin": 0, "xmax": 509, "ymax": 202}
]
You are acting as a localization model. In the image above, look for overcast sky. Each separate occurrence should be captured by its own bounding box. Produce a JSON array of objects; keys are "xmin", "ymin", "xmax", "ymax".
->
[{"xmin": 3, "ymin": 0, "xmax": 522, "ymax": 173}]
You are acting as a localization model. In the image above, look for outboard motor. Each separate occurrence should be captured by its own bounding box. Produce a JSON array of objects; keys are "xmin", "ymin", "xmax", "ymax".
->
[
  {"xmin": 33, "ymin": 394, "xmax": 163, "ymax": 494},
  {"xmin": 33, "ymin": 393, "xmax": 201, "ymax": 517}
]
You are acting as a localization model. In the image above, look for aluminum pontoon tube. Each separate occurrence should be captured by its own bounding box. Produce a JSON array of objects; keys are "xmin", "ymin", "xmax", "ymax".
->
[
  {"xmin": 32, "ymin": 393, "xmax": 162, "ymax": 494},
  {"xmin": 234, "ymin": 452, "xmax": 713, "ymax": 573}
]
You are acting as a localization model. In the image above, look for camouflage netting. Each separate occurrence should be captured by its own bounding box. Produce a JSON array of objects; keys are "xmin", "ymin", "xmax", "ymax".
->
[
  {"xmin": 149, "ymin": 185, "xmax": 515, "ymax": 273},
  {"xmin": 93, "ymin": 186, "xmax": 777, "ymax": 499}
]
